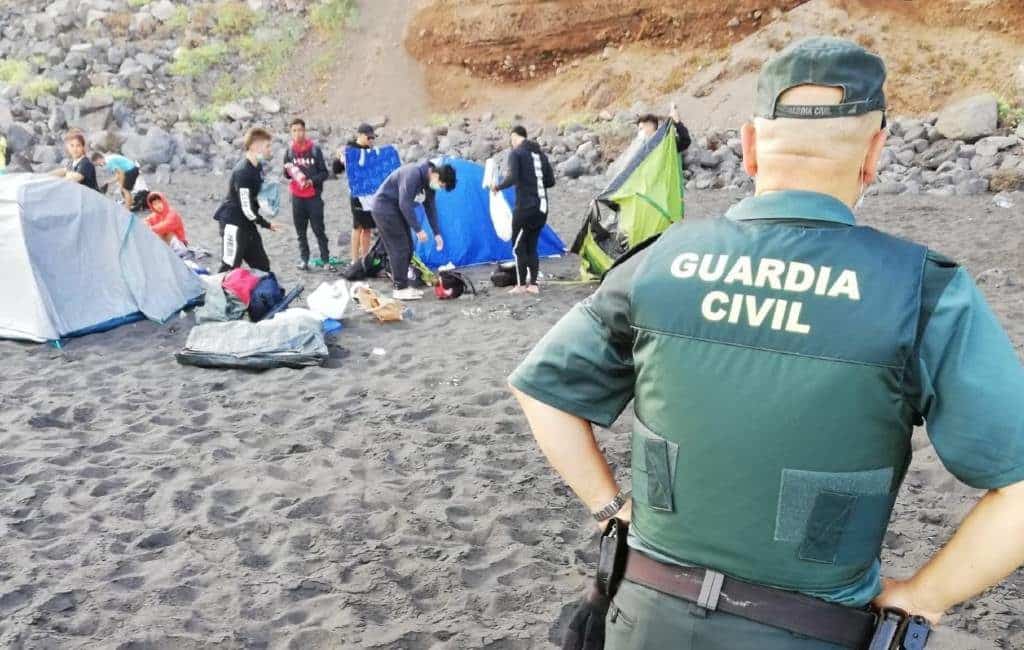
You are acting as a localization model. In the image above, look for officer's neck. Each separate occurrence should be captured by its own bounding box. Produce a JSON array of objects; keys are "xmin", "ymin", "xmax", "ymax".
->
[{"xmin": 754, "ymin": 168, "xmax": 860, "ymax": 209}]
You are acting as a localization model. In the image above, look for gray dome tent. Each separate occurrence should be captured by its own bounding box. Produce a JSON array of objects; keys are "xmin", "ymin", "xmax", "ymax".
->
[{"xmin": 0, "ymin": 174, "xmax": 203, "ymax": 342}]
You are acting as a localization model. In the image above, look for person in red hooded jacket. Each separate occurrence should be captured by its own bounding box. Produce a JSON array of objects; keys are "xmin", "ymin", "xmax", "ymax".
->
[
  {"xmin": 145, "ymin": 192, "xmax": 188, "ymax": 247},
  {"xmin": 284, "ymin": 118, "xmax": 332, "ymax": 271}
]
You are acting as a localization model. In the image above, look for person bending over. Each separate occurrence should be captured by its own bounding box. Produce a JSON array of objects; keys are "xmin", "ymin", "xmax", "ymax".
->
[{"xmin": 368, "ymin": 160, "xmax": 455, "ymax": 301}]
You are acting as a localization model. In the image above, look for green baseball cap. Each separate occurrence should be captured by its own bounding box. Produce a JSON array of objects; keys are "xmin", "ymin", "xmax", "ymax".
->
[{"xmin": 757, "ymin": 37, "xmax": 886, "ymax": 122}]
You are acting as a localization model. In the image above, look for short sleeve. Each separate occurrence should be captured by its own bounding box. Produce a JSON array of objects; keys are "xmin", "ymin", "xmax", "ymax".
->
[
  {"xmin": 908, "ymin": 258, "xmax": 1024, "ymax": 489},
  {"xmin": 509, "ymin": 247, "xmax": 648, "ymax": 427}
]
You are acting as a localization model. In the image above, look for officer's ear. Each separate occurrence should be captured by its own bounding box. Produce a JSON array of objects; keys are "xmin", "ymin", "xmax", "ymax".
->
[
  {"xmin": 741, "ymin": 122, "xmax": 757, "ymax": 178},
  {"xmin": 861, "ymin": 127, "xmax": 887, "ymax": 186}
]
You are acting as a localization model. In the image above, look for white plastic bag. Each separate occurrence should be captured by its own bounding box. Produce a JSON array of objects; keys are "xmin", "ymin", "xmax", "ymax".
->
[
  {"xmin": 483, "ymin": 157, "xmax": 513, "ymax": 242},
  {"xmin": 307, "ymin": 280, "xmax": 353, "ymax": 320}
]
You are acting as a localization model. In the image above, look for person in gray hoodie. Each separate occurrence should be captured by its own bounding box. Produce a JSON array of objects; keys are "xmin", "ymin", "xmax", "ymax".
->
[{"xmin": 368, "ymin": 160, "xmax": 457, "ymax": 300}]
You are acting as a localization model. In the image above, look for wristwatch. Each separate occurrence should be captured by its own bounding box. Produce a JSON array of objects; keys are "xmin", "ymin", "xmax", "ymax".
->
[{"xmin": 592, "ymin": 490, "xmax": 630, "ymax": 522}]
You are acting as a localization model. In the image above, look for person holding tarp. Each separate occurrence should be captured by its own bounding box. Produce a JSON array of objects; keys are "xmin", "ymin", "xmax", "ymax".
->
[
  {"xmin": 636, "ymin": 104, "xmax": 691, "ymax": 153},
  {"xmin": 512, "ymin": 37, "xmax": 1024, "ymax": 650},
  {"xmin": 368, "ymin": 160, "xmax": 456, "ymax": 301},
  {"xmin": 489, "ymin": 125, "xmax": 556, "ymax": 294},
  {"xmin": 332, "ymin": 123, "xmax": 383, "ymax": 263},
  {"xmin": 215, "ymin": 127, "xmax": 282, "ymax": 273}
]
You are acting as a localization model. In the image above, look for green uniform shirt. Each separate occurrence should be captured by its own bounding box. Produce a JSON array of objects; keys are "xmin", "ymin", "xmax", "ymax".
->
[{"xmin": 510, "ymin": 190, "xmax": 1024, "ymax": 605}]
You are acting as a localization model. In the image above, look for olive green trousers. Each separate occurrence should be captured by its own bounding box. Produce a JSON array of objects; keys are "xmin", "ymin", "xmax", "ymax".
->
[{"xmin": 605, "ymin": 580, "xmax": 850, "ymax": 649}]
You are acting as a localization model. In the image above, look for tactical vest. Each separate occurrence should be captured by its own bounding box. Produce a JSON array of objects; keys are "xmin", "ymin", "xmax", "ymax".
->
[{"xmin": 628, "ymin": 215, "xmax": 928, "ymax": 593}]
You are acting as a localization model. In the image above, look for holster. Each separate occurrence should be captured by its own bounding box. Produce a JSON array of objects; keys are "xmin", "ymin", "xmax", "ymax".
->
[
  {"xmin": 560, "ymin": 519, "xmax": 629, "ymax": 650},
  {"xmin": 596, "ymin": 518, "xmax": 629, "ymax": 599},
  {"xmin": 868, "ymin": 608, "xmax": 931, "ymax": 650}
]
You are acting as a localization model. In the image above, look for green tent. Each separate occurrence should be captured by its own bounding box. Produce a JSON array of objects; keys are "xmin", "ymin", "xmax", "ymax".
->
[{"xmin": 570, "ymin": 121, "xmax": 684, "ymax": 279}]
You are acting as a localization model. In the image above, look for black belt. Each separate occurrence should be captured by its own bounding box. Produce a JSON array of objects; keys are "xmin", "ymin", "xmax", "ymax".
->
[{"xmin": 623, "ymin": 551, "xmax": 876, "ymax": 648}]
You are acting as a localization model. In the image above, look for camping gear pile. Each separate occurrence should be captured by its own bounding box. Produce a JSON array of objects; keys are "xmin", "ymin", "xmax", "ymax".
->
[
  {"xmin": 0, "ymin": 174, "xmax": 203, "ymax": 343},
  {"xmin": 180, "ymin": 269, "xmax": 317, "ymax": 369},
  {"xmin": 571, "ymin": 121, "xmax": 683, "ymax": 279},
  {"xmin": 176, "ymin": 308, "xmax": 328, "ymax": 369}
]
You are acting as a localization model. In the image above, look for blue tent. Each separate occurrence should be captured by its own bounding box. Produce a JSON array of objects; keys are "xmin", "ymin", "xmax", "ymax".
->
[{"xmin": 413, "ymin": 159, "xmax": 565, "ymax": 269}]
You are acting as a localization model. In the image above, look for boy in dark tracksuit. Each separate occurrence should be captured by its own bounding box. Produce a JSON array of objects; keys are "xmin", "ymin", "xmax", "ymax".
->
[
  {"xmin": 215, "ymin": 128, "xmax": 280, "ymax": 272},
  {"xmin": 284, "ymin": 118, "xmax": 332, "ymax": 272},
  {"xmin": 368, "ymin": 161, "xmax": 457, "ymax": 301},
  {"xmin": 491, "ymin": 126, "xmax": 556, "ymax": 294}
]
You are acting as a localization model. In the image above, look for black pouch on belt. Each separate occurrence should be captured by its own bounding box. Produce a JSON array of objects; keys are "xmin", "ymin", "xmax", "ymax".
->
[{"xmin": 561, "ymin": 519, "xmax": 629, "ymax": 650}]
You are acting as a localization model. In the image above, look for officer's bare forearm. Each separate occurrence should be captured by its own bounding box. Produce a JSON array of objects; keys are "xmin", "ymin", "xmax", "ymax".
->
[
  {"xmin": 512, "ymin": 387, "xmax": 619, "ymax": 513},
  {"xmin": 909, "ymin": 480, "xmax": 1024, "ymax": 615}
]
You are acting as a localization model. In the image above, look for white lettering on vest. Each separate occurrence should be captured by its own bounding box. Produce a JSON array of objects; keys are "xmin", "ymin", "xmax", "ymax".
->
[
  {"xmin": 702, "ymin": 291, "xmax": 729, "ymax": 321},
  {"xmin": 828, "ymin": 269, "xmax": 861, "ymax": 301},
  {"xmin": 669, "ymin": 253, "xmax": 862, "ymax": 335},
  {"xmin": 671, "ymin": 252, "xmax": 700, "ymax": 279}
]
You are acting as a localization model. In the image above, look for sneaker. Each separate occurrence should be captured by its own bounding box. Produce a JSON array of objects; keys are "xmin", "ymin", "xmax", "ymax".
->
[
  {"xmin": 328, "ymin": 256, "xmax": 345, "ymax": 266},
  {"xmin": 295, "ymin": 259, "xmax": 309, "ymax": 271},
  {"xmin": 309, "ymin": 257, "xmax": 325, "ymax": 269},
  {"xmin": 393, "ymin": 287, "xmax": 424, "ymax": 301}
]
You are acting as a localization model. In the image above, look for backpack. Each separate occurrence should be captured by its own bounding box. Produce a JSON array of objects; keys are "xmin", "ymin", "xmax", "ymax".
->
[
  {"xmin": 434, "ymin": 270, "xmax": 476, "ymax": 300},
  {"xmin": 342, "ymin": 238, "xmax": 388, "ymax": 281},
  {"xmin": 490, "ymin": 262, "xmax": 517, "ymax": 288},
  {"xmin": 248, "ymin": 273, "xmax": 285, "ymax": 322}
]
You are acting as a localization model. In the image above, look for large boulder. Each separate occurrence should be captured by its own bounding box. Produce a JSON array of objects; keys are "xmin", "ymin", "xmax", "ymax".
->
[
  {"xmin": 258, "ymin": 96, "xmax": 281, "ymax": 114},
  {"xmin": 917, "ymin": 140, "xmax": 961, "ymax": 170},
  {"xmin": 219, "ymin": 103, "xmax": 253, "ymax": 122},
  {"xmin": 149, "ymin": 0, "xmax": 177, "ymax": 22},
  {"xmin": 557, "ymin": 154, "xmax": 585, "ymax": 179},
  {"xmin": 89, "ymin": 129, "xmax": 126, "ymax": 152},
  {"xmin": 989, "ymin": 168, "xmax": 1024, "ymax": 193},
  {"xmin": 935, "ymin": 94, "xmax": 998, "ymax": 142},
  {"xmin": 122, "ymin": 126, "xmax": 175, "ymax": 166},
  {"xmin": 6, "ymin": 123, "xmax": 37, "ymax": 154}
]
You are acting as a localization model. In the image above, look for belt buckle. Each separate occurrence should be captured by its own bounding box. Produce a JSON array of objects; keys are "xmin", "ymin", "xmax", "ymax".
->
[
  {"xmin": 869, "ymin": 607, "xmax": 909, "ymax": 650},
  {"xmin": 696, "ymin": 569, "xmax": 725, "ymax": 611}
]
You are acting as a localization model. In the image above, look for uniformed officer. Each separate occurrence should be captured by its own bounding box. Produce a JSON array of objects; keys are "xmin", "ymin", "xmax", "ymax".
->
[{"xmin": 510, "ymin": 37, "xmax": 1024, "ymax": 649}]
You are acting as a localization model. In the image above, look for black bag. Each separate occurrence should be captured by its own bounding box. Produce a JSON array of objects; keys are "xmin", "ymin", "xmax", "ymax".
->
[
  {"xmin": 562, "ymin": 519, "xmax": 628, "ymax": 650},
  {"xmin": 435, "ymin": 270, "xmax": 476, "ymax": 300},
  {"xmin": 130, "ymin": 189, "xmax": 151, "ymax": 213},
  {"xmin": 490, "ymin": 262, "xmax": 517, "ymax": 287},
  {"xmin": 343, "ymin": 238, "xmax": 388, "ymax": 281}
]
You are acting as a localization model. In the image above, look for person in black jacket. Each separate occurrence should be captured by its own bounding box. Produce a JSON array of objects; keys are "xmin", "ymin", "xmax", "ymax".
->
[
  {"xmin": 490, "ymin": 126, "xmax": 556, "ymax": 295},
  {"xmin": 331, "ymin": 123, "xmax": 378, "ymax": 262},
  {"xmin": 284, "ymin": 118, "xmax": 332, "ymax": 271},
  {"xmin": 214, "ymin": 127, "xmax": 281, "ymax": 272},
  {"xmin": 637, "ymin": 103, "xmax": 692, "ymax": 153},
  {"xmin": 49, "ymin": 131, "xmax": 99, "ymax": 192}
]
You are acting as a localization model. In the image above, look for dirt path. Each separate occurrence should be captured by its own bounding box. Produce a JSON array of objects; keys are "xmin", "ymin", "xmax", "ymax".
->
[{"xmin": 278, "ymin": 0, "xmax": 432, "ymax": 129}]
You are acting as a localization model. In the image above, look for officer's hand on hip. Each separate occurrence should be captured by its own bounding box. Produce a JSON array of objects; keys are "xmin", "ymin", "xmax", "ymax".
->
[
  {"xmin": 872, "ymin": 578, "xmax": 943, "ymax": 625},
  {"xmin": 416, "ymin": 230, "xmax": 428, "ymax": 243}
]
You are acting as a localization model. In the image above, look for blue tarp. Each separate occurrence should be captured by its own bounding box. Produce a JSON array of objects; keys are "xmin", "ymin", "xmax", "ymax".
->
[
  {"xmin": 413, "ymin": 159, "xmax": 565, "ymax": 269},
  {"xmin": 346, "ymin": 145, "xmax": 402, "ymax": 197}
]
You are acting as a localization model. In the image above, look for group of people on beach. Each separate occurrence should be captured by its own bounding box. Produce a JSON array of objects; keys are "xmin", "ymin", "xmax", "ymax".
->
[{"xmin": 45, "ymin": 106, "xmax": 696, "ymax": 301}]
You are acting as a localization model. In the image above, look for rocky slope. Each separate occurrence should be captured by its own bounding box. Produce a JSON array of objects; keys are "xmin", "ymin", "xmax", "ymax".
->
[{"xmin": 1, "ymin": 0, "xmax": 1024, "ymax": 199}]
